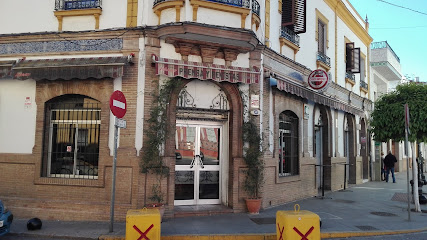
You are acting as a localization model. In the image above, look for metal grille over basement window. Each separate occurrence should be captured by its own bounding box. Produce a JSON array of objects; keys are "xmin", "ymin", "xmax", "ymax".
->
[{"xmin": 42, "ymin": 95, "xmax": 101, "ymax": 180}]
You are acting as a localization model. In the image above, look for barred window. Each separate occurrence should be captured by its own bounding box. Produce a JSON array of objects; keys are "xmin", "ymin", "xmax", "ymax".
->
[
  {"xmin": 278, "ymin": 110, "xmax": 299, "ymax": 177},
  {"xmin": 42, "ymin": 95, "xmax": 100, "ymax": 179}
]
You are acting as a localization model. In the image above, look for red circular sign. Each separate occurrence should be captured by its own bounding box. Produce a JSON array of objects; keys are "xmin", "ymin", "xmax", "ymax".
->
[
  {"xmin": 109, "ymin": 90, "xmax": 127, "ymax": 118},
  {"xmin": 308, "ymin": 69, "xmax": 329, "ymax": 91}
]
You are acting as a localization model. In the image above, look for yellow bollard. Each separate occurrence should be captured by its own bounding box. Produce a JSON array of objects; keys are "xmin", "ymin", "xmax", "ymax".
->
[
  {"xmin": 276, "ymin": 204, "xmax": 320, "ymax": 240},
  {"xmin": 126, "ymin": 208, "xmax": 161, "ymax": 240}
]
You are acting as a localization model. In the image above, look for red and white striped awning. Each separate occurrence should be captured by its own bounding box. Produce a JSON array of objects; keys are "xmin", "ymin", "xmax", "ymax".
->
[
  {"xmin": 153, "ymin": 56, "xmax": 259, "ymax": 84},
  {"xmin": 11, "ymin": 56, "xmax": 131, "ymax": 80}
]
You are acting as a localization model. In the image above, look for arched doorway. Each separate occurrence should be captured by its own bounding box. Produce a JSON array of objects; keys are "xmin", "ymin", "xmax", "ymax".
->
[
  {"xmin": 167, "ymin": 79, "xmax": 243, "ymax": 207},
  {"xmin": 345, "ymin": 114, "xmax": 357, "ymax": 184},
  {"xmin": 314, "ymin": 105, "xmax": 331, "ymax": 191},
  {"xmin": 360, "ymin": 118, "xmax": 369, "ymax": 180}
]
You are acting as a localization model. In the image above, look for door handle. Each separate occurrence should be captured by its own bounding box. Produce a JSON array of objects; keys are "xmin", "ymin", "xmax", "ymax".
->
[
  {"xmin": 190, "ymin": 156, "xmax": 195, "ymax": 169},
  {"xmin": 199, "ymin": 157, "xmax": 204, "ymax": 169}
]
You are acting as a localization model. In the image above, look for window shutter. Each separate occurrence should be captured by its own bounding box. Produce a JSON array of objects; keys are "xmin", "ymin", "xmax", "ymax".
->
[
  {"xmin": 351, "ymin": 47, "xmax": 361, "ymax": 73},
  {"xmin": 294, "ymin": 0, "xmax": 306, "ymax": 33},
  {"xmin": 346, "ymin": 42, "xmax": 354, "ymax": 71},
  {"xmin": 282, "ymin": 0, "xmax": 294, "ymax": 26},
  {"xmin": 318, "ymin": 21, "xmax": 325, "ymax": 53}
]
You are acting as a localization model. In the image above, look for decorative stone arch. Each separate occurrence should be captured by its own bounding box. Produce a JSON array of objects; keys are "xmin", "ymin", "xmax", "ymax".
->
[
  {"xmin": 163, "ymin": 77, "xmax": 244, "ymax": 208},
  {"xmin": 313, "ymin": 104, "xmax": 332, "ymax": 190},
  {"xmin": 344, "ymin": 113, "xmax": 357, "ymax": 184}
]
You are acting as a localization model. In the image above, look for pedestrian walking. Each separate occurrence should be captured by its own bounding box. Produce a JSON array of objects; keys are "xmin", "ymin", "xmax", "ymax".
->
[
  {"xmin": 380, "ymin": 152, "xmax": 386, "ymax": 181},
  {"xmin": 384, "ymin": 151, "xmax": 397, "ymax": 183}
]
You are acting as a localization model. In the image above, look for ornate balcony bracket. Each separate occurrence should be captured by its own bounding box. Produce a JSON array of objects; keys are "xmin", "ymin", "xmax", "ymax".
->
[
  {"xmin": 345, "ymin": 72, "xmax": 355, "ymax": 87},
  {"xmin": 54, "ymin": 8, "xmax": 102, "ymax": 31}
]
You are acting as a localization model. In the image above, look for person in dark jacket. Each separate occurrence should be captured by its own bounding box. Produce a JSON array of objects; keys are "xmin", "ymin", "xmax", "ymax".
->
[{"xmin": 384, "ymin": 151, "xmax": 397, "ymax": 183}]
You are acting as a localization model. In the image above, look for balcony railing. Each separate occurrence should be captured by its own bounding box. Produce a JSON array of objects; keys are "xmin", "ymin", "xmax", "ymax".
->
[
  {"xmin": 252, "ymin": 0, "xmax": 260, "ymax": 16},
  {"xmin": 55, "ymin": 0, "xmax": 101, "ymax": 10},
  {"xmin": 345, "ymin": 71, "xmax": 355, "ymax": 82},
  {"xmin": 206, "ymin": 0, "xmax": 250, "ymax": 7},
  {"xmin": 360, "ymin": 80, "xmax": 368, "ymax": 90},
  {"xmin": 371, "ymin": 41, "xmax": 400, "ymax": 63},
  {"xmin": 280, "ymin": 26, "xmax": 300, "ymax": 46},
  {"xmin": 316, "ymin": 51, "xmax": 330, "ymax": 67}
]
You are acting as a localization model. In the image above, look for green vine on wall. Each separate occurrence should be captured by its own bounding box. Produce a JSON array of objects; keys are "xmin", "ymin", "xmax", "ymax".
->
[
  {"xmin": 141, "ymin": 79, "xmax": 183, "ymax": 203},
  {"xmin": 241, "ymin": 91, "xmax": 264, "ymax": 199}
]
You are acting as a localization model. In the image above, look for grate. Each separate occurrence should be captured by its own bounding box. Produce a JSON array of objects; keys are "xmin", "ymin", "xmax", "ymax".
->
[
  {"xmin": 391, "ymin": 192, "xmax": 413, "ymax": 203},
  {"xmin": 370, "ymin": 212, "xmax": 397, "ymax": 217},
  {"xmin": 250, "ymin": 217, "xmax": 276, "ymax": 225},
  {"xmin": 356, "ymin": 225, "xmax": 378, "ymax": 231},
  {"xmin": 333, "ymin": 199, "xmax": 355, "ymax": 204}
]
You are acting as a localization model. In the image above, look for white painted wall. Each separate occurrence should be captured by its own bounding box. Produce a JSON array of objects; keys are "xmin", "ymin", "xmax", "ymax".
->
[
  {"xmin": 0, "ymin": 79, "xmax": 36, "ymax": 154},
  {"xmin": 0, "ymin": 0, "xmax": 127, "ymax": 34},
  {"xmin": 197, "ymin": 8, "xmax": 241, "ymax": 29}
]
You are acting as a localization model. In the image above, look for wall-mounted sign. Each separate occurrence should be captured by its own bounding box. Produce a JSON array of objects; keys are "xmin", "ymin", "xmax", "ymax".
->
[
  {"xmin": 251, "ymin": 95, "xmax": 260, "ymax": 109},
  {"xmin": 308, "ymin": 69, "xmax": 330, "ymax": 92},
  {"xmin": 303, "ymin": 104, "xmax": 309, "ymax": 120}
]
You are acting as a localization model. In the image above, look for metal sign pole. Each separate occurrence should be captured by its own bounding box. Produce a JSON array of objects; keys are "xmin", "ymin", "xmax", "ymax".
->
[
  {"xmin": 405, "ymin": 128, "xmax": 411, "ymax": 221},
  {"xmin": 109, "ymin": 117, "xmax": 119, "ymax": 232}
]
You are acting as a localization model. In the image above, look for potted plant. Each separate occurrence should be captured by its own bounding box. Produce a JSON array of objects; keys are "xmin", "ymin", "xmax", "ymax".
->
[
  {"xmin": 145, "ymin": 183, "xmax": 166, "ymax": 221},
  {"xmin": 242, "ymin": 119, "xmax": 264, "ymax": 214}
]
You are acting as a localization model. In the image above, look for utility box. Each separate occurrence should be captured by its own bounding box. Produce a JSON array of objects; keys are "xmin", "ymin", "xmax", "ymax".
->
[
  {"xmin": 276, "ymin": 204, "xmax": 320, "ymax": 240},
  {"xmin": 126, "ymin": 208, "xmax": 161, "ymax": 240}
]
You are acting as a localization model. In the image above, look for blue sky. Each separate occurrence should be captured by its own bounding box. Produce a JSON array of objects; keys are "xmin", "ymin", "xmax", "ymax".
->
[{"xmin": 348, "ymin": 0, "xmax": 427, "ymax": 82}]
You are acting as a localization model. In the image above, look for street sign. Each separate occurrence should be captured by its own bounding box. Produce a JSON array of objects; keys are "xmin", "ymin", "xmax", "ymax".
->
[
  {"xmin": 308, "ymin": 69, "xmax": 330, "ymax": 92},
  {"xmin": 109, "ymin": 90, "xmax": 127, "ymax": 118},
  {"xmin": 115, "ymin": 118, "xmax": 127, "ymax": 129}
]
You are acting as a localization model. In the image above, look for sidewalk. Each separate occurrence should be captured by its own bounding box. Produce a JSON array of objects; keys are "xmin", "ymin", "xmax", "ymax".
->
[{"xmin": 6, "ymin": 172, "xmax": 427, "ymax": 239}]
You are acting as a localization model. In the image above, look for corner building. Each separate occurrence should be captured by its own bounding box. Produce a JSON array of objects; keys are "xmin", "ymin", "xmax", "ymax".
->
[{"xmin": 0, "ymin": 0, "xmax": 372, "ymax": 221}]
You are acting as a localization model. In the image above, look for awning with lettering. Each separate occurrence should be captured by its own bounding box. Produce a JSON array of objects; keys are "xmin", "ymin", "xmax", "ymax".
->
[
  {"xmin": 153, "ymin": 56, "xmax": 259, "ymax": 84},
  {"xmin": 11, "ymin": 56, "xmax": 132, "ymax": 80},
  {"xmin": 274, "ymin": 78, "xmax": 364, "ymax": 116},
  {"xmin": 0, "ymin": 60, "xmax": 15, "ymax": 79}
]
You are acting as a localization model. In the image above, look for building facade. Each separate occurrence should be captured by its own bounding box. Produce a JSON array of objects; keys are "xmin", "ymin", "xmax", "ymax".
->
[{"xmin": 0, "ymin": 0, "xmax": 372, "ymax": 221}]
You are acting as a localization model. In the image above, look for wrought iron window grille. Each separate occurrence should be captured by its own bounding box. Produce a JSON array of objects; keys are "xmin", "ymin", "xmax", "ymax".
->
[
  {"xmin": 55, "ymin": 0, "xmax": 102, "ymax": 10},
  {"xmin": 360, "ymin": 80, "xmax": 368, "ymax": 90},
  {"xmin": 252, "ymin": 0, "xmax": 260, "ymax": 16},
  {"xmin": 345, "ymin": 71, "xmax": 355, "ymax": 82},
  {"xmin": 280, "ymin": 26, "xmax": 300, "ymax": 46},
  {"xmin": 317, "ymin": 51, "xmax": 331, "ymax": 67}
]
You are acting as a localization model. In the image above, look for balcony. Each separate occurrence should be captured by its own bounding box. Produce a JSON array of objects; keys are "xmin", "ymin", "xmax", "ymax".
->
[
  {"xmin": 54, "ymin": 0, "xmax": 102, "ymax": 31},
  {"xmin": 345, "ymin": 71, "xmax": 355, "ymax": 86},
  {"xmin": 360, "ymin": 80, "xmax": 368, "ymax": 93},
  {"xmin": 370, "ymin": 41, "xmax": 402, "ymax": 82},
  {"xmin": 55, "ymin": 0, "xmax": 101, "ymax": 10},
  {"xmin": 280, "ymin": 27, "xmax": 300, "ymax": 46},
  {"xmin": 316, "ymin": 51, "xmax": 330, "ymax": 71}
]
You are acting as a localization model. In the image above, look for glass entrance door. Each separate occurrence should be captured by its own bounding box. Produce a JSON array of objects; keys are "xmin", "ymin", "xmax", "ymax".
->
[{"xmin": 174, "ymin": 123, "xmax": 221, "ymax": 205}]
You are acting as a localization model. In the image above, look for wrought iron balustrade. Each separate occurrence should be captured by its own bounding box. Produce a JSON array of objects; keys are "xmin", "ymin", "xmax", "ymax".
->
[
  {"xmin": 252, "ymin": 0, "xmax": 260, "ymax": 16},
  {"xmin": 345, "ymin": 71, "xmax": 355, "ymax": 82},
  {"xmin": 55, "ymin": 0, "xmax": 101, "ymax": 10},
  {"xmin": 360, "ymin": 80, "xmax": 368, "ymax": 90},
  {"xmin": 316, "ymin": 51, "xmax": 330, "ymax": 67},
  {"xmin": 206, "ymin": 0, "xmax": 250, "ymax": 8},
  {"xmin": 280, "ymin": 26, "xmax": 300, "ymax": 46}
]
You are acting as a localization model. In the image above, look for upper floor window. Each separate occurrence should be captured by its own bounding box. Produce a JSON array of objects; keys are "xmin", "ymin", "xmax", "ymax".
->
[
  {"xmin": 278, "ymin": 110, "xmax": 299, "ymax": 177},
  {"xmin": 281, "ymin": 0, "xmax": 306, "ymax": 34},
  {"xmin": 346, "ymin": 42, "xmax": 360, "ymax": 74},
  {"xmin": 55, "ymin": 0, "xmax": 102, "ymax": 10},
  {"xmin": 42, "ymin": 95, "xmax": 101, "ymax": 179},
  {"xmin": 318, "ymin": 21, "xmax": 327, "ymax": 54}
]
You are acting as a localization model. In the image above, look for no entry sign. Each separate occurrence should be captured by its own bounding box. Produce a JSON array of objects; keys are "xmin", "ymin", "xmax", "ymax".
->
[{"xmin": 109, "ymin": 90, "xmax": 127, "ymax": 118}]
